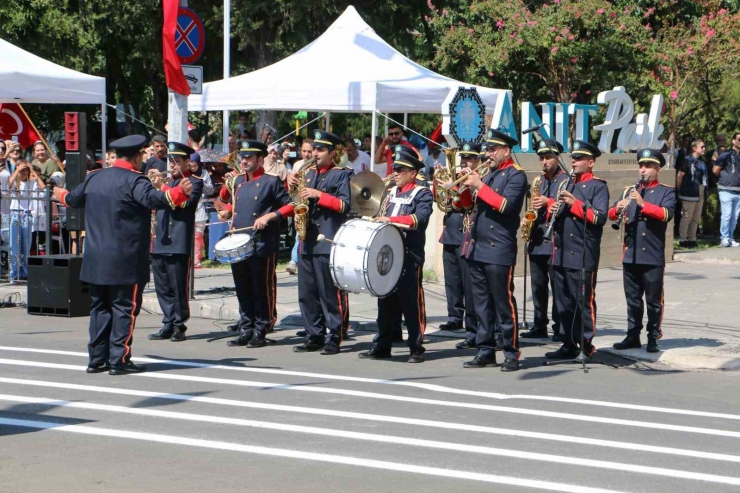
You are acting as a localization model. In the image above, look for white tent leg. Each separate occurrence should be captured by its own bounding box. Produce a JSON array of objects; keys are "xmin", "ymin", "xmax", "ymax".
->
[
  {"xmin": 101, "ymin": 104, "xmax": 107, "ymax": 157},
  {"xmin": 370, "ymin": 111, "xmax": 377, "ymax": 173},
  {"xmin": 403, "ymin": 113, "xmax": 408, "ymax": 129},
  {"xmin": 325, "ymin": 112, "xmax": 331, "ymax": 131}
]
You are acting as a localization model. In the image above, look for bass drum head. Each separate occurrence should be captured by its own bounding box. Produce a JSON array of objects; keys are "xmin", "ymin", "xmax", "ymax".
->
[{"xmin": 364, "ymin": 223, "xmax": 405, "ymax": 297}]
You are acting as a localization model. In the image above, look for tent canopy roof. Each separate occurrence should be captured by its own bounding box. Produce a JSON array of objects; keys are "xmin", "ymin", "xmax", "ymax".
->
[
  {"xmin": 189, "ymin": 6, "xmax": 506, "ymax": 114},
  {"xmin": 0, "ymin": 38, "xmax": 106, "ymax": 105}
]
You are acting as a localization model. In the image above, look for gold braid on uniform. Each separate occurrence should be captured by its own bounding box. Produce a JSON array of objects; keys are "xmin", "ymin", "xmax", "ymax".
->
[{"xmin": 333, "ymin": 144, "xmax": 346, "ymax": 165}]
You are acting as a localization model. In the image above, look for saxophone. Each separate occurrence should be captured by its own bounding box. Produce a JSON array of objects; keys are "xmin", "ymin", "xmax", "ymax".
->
[
  {"xmin": 432, "ymin": 148, "xmax": 458, "ymax": 213},
  {"xmin": 289, "ymin": 158, "xmax": 317, "ymax": 241},
  {"xmin": 521, "ymin": 174, "xmax": 542, "ymax": 242}
]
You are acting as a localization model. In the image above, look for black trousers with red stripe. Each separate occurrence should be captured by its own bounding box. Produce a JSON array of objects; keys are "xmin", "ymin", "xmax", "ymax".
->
[
  {"xmin": 298, "ymin": 253, "xmax": 344, "ymax": 347},
  {"xmin": 151, "ymin": 254, "xmax": 190, "ymax": 331},
  {"xmin": 468, "ymin": 261, "xmax": 519, "ymax": 361},
  {"xmin": 442, "ymin": 244, "xmax": 477, "ymax": 330},
  {"xmin": 88, "ymin": 282, "xmax": 145, "ymax": 368},
  {"xmin": 623, "ymin": 263, "xmax": 665, "ymax": 340},
  {"xmin": 529, "ymin": 254, "xmax": 560, "ymax": 334},
  {"xmin": 376, "ymin": 259, "xmax": 426, "ymax": 353},
  {"xmin": 553, "ymin": 267, "xmax": 597, "ymax": 350},
  {"xmin": 232, "ymin": 254, "xmax": 277, "ymax": 338}
]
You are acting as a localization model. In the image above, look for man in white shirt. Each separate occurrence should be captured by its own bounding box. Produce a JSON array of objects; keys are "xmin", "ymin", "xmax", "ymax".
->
[
  {"xmin": 423, "ymin": 144, "xmax": 446, "ymax": 180},
  {"xmin": 343, "ymin": 138, "xmax": 370, "ymax": 175}
]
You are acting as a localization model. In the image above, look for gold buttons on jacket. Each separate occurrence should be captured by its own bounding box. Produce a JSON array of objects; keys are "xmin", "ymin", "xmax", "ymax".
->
[
  {"xmin": 489, "ymin": 225, "xmax": 494, "ymax": 229},
  {"xmin": 642, "ymin": 232, "xmax": 647, "ymax": 237},
  {"xmin": 642, "ymin": 247, "xmax": 647, "ymax": 251}
]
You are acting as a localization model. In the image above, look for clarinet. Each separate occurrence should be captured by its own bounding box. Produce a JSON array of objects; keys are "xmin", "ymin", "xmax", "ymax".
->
[
  {"xmin": 611, "ymin": 177, "xmax": 644, "ymax": 231},
  {"xmin": 542, "ymin": 178, "xmax": 569, "ymax": 243}
]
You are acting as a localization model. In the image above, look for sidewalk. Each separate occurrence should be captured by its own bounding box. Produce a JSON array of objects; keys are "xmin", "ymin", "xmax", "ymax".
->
[{"xmin": 3, "ymin": 247, "xmax": 740, "ymax": 371}]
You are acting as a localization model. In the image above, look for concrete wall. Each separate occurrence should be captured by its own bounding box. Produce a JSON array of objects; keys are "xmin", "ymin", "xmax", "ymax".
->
[{"xmin": 424, "ymin": 153, "xmax": 675, "ymax": 277}]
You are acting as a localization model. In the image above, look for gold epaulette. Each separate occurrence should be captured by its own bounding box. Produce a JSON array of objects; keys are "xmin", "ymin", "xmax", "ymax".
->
[
  {"xmin": 659, "ymin": 182, "xmax": 675, "ymax": 188},
  {"xmin": 592, "ymin": 176, "xmax": 607, "ymax": 182},
  {"xmin": 512, "ymin": 163, "xmax": 524, "ymax": 171}
]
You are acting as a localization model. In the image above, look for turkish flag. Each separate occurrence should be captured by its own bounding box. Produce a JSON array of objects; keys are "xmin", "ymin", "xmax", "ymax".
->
[
  {"xmin": 0, "ymin": 103, "xmax": 41, "ymax": 149},
  {"xmin": 162, "ymin": 0, "xmax": 191, "ymax": 96},
  {"xmin": 429, "ymin": 121, "xmax": 445, "ymax": 146}
]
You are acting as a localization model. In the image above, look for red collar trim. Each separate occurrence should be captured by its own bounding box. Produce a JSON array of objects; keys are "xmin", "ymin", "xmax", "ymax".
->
[
  {"xmin": 247, "ymin": 167, "xmax": 265, "ymax": 181},
  {"xmin": 641, "ymin": 179, "xmax": 659, "ymax": 189},
  {"xmin": 399, "ymin": 182, "xmax": 416, "ymax": 193},
  {"xmin": 318, "ymin": 164, "xmax": 335, "ymax": 175},
  {"xmin": 497, "ymin": 159, "xmax": 515, "ymax": 171},
  {"xmin": 113, "ymin": 159, "xmax": 136, "ymax": 171},
  {"xmin": 575, "ymin": 172, "xmax": 593, "ymax": 183}
]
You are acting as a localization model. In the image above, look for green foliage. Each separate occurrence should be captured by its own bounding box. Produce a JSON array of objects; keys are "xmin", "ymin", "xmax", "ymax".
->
[{"xmin": 702, "ymin": 189, "xmax": 721, "ymax": 236}]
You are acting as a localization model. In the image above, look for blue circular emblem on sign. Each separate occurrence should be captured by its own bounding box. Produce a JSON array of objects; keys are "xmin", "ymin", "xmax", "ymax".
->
[{"xmin": 449, "ymin": 88, "xmax": 487, "ymax": 147}]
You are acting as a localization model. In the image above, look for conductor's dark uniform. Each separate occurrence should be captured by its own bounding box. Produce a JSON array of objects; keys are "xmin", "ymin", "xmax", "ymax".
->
[
  {"xmin": 548, "ymin": 141, "xmax": 609, "ymax": 358},
  {"xmin": 148, "ymin": 142, "xmax": 204, "ymax": 342},
  {"xmin": 522, "ymin": 139, "xmax": 567, "ymax": 340},
  {"xmin": 294, "ymin": 131, "xmax": 351, "ymax": 354},
  {"xmin": 460, "ymin": 129, "xmax": 527, "ymax": 372},
  {"xmin": 59, "ymin": 135, "xmax": 191, "ymax": 374},
  {"xmin": 360, "ymin": 150, "xmax": 433, "ymax": 363},
  {"xmin": 219, "ymin": 141, "xmax": 294, "ymax": 347},
  {"xmin": 609, "ymin": 149, "xmax": 675, "ymax": 352}
]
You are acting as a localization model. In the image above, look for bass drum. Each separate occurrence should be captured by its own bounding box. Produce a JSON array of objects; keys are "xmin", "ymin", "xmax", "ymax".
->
[{"xmin": 330, "ymin": 218, "xmax": 405, "ymax": 298}]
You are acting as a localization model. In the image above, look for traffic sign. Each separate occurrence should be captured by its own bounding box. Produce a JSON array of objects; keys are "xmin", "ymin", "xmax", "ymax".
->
[
  {"xmin": 176, "ymin": 7, "xmax": 205, "ymax": 65},
  {"xmin": 182, "ymin": 65, "xmax": 203, "ymax": 95}
]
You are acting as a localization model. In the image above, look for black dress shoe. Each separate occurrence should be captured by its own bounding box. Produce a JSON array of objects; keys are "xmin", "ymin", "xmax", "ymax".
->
[
  {"xmin": 456, "ymin": 339, "xmax": 476, "ymax": 350},
  {"xmin": 86, "ymin": 364, "xmax": 110, "ymax": 374},
  {"xmin": 109, "ymin": 362, "xmax": 146, "ymax": 375},
  {"xmin": 247, "ymin": 335, "xmax": 267, "ymax": 348},
  {"xmin": 170, "ymin": 327, "xmax": 187, "ymax": 342},
  {"xmin": 296, "ymin": 329, "xmax": 307, "ymax": 337},
  {"xmin": 408, "ymin": 351, "xmax": 425, "ymax": 364},
  {"xmin": 227, "ymin": 330, "xmax": 253, "ymax": 347},
  {"xmin": 545, "ymin": 345, "xmax": 579, "ymax": 359},
  {"xmin": 500, "ymin": 357, "xmax": 519, "ymax": 372},
  {"xmin": 439, "ymin": 321, "xmax": 463, "ymax": 331},
  {"xmin": 613, "ymin": 336, "xmax": 641, "ymax": 350},
  {"xmin": 227, "ymin": 322, "xmax": 240, "ymax": 332},
  {"xmin": 646, "ymin": 338, "xmax": 660, "ymax": 353},
  {"xmin": 358, "ymin": 345, "xmax": 392, "ymax": 360},
  {"xmin": 463, "ymin": 355, "xmax": 497, "ymax": 368},
  {"xmin": 520, "ymin": 328, "xmax": 548, "ymax": 339},
  {"xmin": 320, "ymin": 345, "xmax": 340, "ymax": 355},
  {"xmin": 293, "ymin": 341, "xmax": 323, "ymax": 353},
  {"xmin": 148, "ymin": 328, "xmax": 173, "ymax": 340}
]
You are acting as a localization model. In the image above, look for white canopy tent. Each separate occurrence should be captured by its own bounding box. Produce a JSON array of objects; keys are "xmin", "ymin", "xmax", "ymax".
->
[
  {"xmin": 0, "ymin": 37, "xmax": 107, "ymax": 150},
  {"xmin": 189, "ymin": 6, "xmax": 506, "ymax": 114}
]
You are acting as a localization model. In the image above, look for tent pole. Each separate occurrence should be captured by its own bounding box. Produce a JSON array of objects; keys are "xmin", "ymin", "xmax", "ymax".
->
[
  {"xmin": 370, "ymin": 111, "xmax": 377, "ymax": 173},
  {"xmin": 403, "ymin": 113, "xmax": 408, "ymax": 129},
  {"xmin": 325, "ymin": 112, "xmax": 331, "ymax": 131},
  {"xmin": 101, "ymin": 104, "xmax": 107, "ymax": 158},
  {"xmin": 222, "ymin": 0, "xmax": 231, "ymax": 150}
]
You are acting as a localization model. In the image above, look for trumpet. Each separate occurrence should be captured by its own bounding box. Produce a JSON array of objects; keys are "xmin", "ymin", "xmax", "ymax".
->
[
  {"xmin": 147, "ymin": 169, "xmax": 172, "ymax": 181},
  {"xmin": 442, "ymin": 159, "xmax": 492, "ymax": 197}
]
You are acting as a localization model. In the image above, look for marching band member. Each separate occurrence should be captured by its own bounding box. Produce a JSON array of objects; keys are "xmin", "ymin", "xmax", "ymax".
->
[
  {"xmin": 148, "ymin": 142, "xmax": 204, "ymax": 342},
  {"xmin": 434, "ymin": 143, "xmax": 479, "ymax": 349},
  {"xmin": 545, "ymin": 140, "xmax": 609, "ymax": 360},
  {"xmin": 217, "ymin": 140, "xmax": 294, "ymax": 348},
  {"xmin": 459, "ymin": 129, "xmax": 527, "ymax": 372},
  {"xmin": 53, "ymin": 135, "xmax": 193, "ymax": 375},
  {"xmin": 609, "ymin": 149, "xmax": 675, "ymax": 353},
  {"xmin": 287, "ymin": 130, "xmax": 351, "ymax": 355},
  {"xmin": 521, "ymin": 139, "xmax": 567, "ymax": 341},
  {"xmin": 359, "ymin": 148, "xmax": 433, "ymax": 363}
]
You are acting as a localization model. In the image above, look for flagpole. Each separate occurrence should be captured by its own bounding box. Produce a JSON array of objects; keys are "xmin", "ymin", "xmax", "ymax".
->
[{"xmin": 17, "ymin": 103, "xmax": 66, "ymax": 175}]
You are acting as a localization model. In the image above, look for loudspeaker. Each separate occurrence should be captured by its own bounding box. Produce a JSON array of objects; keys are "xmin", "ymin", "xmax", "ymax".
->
[
  {"xmin": 65, "ymin": 112, "xmax": 87, "ymax": 230},
  {"xmin": 27, "ymin": 255, "xmax": 90, "ymax": 317}
]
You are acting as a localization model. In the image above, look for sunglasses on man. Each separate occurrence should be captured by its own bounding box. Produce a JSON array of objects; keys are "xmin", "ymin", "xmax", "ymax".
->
[{"xmin": 388, "ymin": 131, "xmax": 402, "ymax": 137}]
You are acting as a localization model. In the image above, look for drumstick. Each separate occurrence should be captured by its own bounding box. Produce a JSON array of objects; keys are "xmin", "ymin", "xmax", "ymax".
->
[
  {"xmin": 360, "ymin": 216, "xmax": 410, "ymax": 229},
  {"xmin": 230, "ymin": 225, "xmax": 255, "ymax": 233}
]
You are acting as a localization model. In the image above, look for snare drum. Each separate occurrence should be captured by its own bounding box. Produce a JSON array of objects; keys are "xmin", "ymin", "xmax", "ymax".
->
[
  {"xmin": 214, "ymin": 233, "xmax": 255, "ymax": 264},
  {"xmin": 330, "ymin": 219, "xmax": 405, "ymax": 297}
]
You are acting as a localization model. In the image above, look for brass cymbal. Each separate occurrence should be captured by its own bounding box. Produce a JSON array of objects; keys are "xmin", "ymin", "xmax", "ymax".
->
[{"xmin": 350, "ymin": 170, "xmax": 385, "ymax": 216}]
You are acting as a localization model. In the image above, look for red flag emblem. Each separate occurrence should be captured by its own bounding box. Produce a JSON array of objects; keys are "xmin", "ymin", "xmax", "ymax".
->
[
  {"xmin": 0, "ymin": 103, "xmax": 41, "ymax": 149},
  {"xmin": 163, "ymin": 0, "xmax": 191, "ymax": 96}
]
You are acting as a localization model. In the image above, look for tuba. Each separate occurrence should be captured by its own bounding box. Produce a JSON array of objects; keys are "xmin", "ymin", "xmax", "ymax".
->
[
  {"xmin": 289, "ymin": 158, "xmax": 317, "ymax": 242},
  {"xmin": 432, "ymin": 148, "xmax": 458, "ymax": 213},
  {"xmin": 521, "ymin": 174, "xmax": 542, "ymax": 242}
]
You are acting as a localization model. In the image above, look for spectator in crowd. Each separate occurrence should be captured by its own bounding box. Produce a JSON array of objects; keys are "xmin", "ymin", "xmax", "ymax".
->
[
  {"xmin": 362, "ymin": 134, "xmax": 372, "ymax": 153},
  {"xmin": 228, "ymin": 135, "xmax": 238, "ymax": 153},
  {"xmin": 105, "ymin": 148, "xmax": 117, "ymax": 168},
  {"xmin": 373, "ymin": 123, "xmax": 418, "ymax": 176},
  {"xmin": 7, "ymin": 161, "xmax": 47, "ymax": 281},
  {"xmin": 1, "ymin": 142, "xmax": 11, "ymax": 218},
  {"xmin": 710, "ymin": 134, "xmax": 728, "ymax": 163},
  {"xmin": 237, "ymin": 112, "xmax": 252, "ymax": 137},
  {"xmin": 713, "ymin": 132, "xmax": 740, "ymax": 247},
  {"xmin": 31, "ymin": 141, "xmax": 61, "ymax": 181},
  {"xmin": 344, "ymin": 138, "xmax": 370, "ymax": 174},
  {"xmin": 676, "ymin": 139, "xmax": 707, "ymax": 248},
  {"xmin": 263, "ymin": 144, "xmax": 290, "ymax": 181},
  {"xmin": 143, "ymin": 135, "xmax": 168, "ymax": 174},
  {"xmin": 423, "ymin": 144, "xmax": 446, "ymax": 181},
  {"xmin": 188, "ymin": 129, "xmax": 203, "ymax": 151},
  {"xmin": 54, "ymin": 140, "xmax": 67, "ymax": 164},
  {"xmin": 4, "ymin": 141, "xmax": 23, "ymax": 173}
]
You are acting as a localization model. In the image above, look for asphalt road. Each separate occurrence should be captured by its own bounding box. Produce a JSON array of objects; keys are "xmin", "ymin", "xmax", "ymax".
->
[{"xmin": 1, "ymin": 309, "xmax": 740, "ymax": 493}]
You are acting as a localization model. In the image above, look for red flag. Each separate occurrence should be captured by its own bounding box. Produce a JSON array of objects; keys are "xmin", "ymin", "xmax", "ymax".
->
[
  {"xmin": 0, "ymin": 103, "xmax": 41, "ymax": 149},
  {"xmin": 162, "ymin": 0, "xmax": 191, "ymax": 96},
  {"xmin": 429, "ymin": 121, "xmax": 445, "ymax": 146}
]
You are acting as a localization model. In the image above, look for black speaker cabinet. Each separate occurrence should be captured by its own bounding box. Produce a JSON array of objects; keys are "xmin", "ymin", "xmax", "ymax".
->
[{"xmin": 27, "ymin": 255, "xmax": 90, "ymax": 317}]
